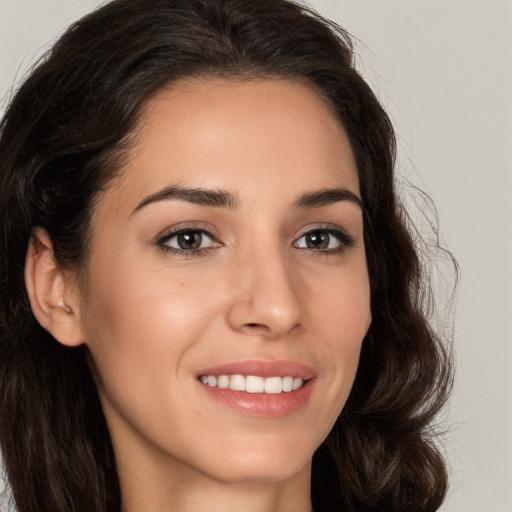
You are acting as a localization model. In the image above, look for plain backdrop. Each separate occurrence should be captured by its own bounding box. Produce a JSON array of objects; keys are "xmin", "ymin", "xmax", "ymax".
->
[{"xmin": 1, "ymin": 1, "xmax": 511, "ymax": 511}]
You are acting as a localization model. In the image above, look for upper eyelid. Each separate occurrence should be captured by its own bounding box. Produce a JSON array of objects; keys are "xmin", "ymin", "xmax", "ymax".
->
[
  {"xmin": 293, "ymin": 225, "xmax": 356, "ymax": 250},
  {"xmin": 293, "ymin": 223, "xmax": 353, "ymax": 239},
  {"xmin": 160, "ymin": 228, "xmax": 214, "ymax": 241},
  {"xmin": 156, "ymin": 223, "xmax": 220, "ymax": 244}
]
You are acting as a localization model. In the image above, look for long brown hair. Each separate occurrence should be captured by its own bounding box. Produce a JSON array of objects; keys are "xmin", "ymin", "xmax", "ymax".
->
[{"xmin": 0, "ymin": 1, "xmax": 453, "ymax": 511}]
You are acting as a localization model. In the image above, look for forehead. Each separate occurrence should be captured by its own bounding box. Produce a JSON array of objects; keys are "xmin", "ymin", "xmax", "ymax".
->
[{"xmin": 98, "ymin": 78, "xmax": 359, "ymax": 216}]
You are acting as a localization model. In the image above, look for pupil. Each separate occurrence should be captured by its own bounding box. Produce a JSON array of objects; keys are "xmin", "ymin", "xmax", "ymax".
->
[
  {"xmin": 306, "ymin": 231, "xmax": 328, "ymax": 249},
  {"xmin": 178, "ymin": 232, "xmax": 201, "ymax": 250}
]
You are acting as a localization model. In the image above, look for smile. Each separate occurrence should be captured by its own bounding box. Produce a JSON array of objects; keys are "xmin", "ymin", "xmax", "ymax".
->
[
  {"xmin": 196, "ymin": 361, "xmax": 316, "ymax": 417},
  {"xmin": 199, "ymin": 374, "xmax": 305, "ymax": 394}
]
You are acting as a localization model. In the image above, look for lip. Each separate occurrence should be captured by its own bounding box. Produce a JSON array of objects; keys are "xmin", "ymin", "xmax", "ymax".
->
[
  {"xmin": 196, "ymin": 360, "xmax": 317, "ymax": 417},
  {"xmin": 197, "ymin": 359, "xmax": 317, "ymax": 379}
]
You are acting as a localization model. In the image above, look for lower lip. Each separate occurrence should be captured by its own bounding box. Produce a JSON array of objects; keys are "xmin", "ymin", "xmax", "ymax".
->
[{"xmin": 198, "ymin": 379, "xmax": 315, "ymax": 417}]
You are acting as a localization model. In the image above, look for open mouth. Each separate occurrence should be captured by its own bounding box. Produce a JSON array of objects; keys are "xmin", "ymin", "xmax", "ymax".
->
[
  {"xmin": 198, "ymin": 374, "xmax": 305, "ymax": 394},
  {"xmin": 196, "ymin": 361, "xmax": 316, "ymax": 416}
]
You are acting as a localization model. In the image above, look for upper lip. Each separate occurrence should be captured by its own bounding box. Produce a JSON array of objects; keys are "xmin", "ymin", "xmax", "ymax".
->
[{"xmin": 197, "ymin": 360, "xmax": 317, "ymax": 379}]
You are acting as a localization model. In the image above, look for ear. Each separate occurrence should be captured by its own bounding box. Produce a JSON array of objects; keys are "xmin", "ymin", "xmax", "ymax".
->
[{"xmin": 25, "ymin": 227, "xmax": 84, "ymax": 347}]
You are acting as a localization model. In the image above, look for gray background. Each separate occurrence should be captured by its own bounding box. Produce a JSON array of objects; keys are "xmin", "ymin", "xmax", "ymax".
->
[{"xmin": 1, "ymin": 1, "xmax": 511, "ymax": 511}]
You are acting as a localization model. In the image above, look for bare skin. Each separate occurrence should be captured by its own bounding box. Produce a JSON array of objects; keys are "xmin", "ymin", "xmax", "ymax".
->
[{"xmin": 26, "ymin": 79, "xmax": 371, "ymax": 512}]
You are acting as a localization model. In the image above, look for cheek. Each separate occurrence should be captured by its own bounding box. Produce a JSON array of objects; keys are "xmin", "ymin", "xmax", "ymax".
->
[
  {"xmin": 84, "ymin": 252, "xmax": 219, "ymax": 339},
  {"xmin": 79, "ymin": 259, "xmax": 216, "ymax": 399},
  {"xmin": 79, "ymin": 261, "xmax": 227, "ymax": 457},
  {"xmin": 308, "ymin": 264, "xmax": 371, "ymax": 398},
  {"xmin": 312, "ymin": 260, "xmax": 371, "ymax": 341}
]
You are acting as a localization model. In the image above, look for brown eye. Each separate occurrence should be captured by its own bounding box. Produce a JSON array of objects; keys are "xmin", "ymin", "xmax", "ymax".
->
[
  {"xmin": 304, "ymin": 230, "xmax": 331, "ymax": 249},
  {"xmin": 162, "ymin": 230, "xmax": 214, "ymax": 251},
  {"xmin": 176, "ymin": 232, "xmax": 202, "ymax": 250},
  {"xmin": 294, "ymin": 227, "xmax": 354, "ymax": 253}
]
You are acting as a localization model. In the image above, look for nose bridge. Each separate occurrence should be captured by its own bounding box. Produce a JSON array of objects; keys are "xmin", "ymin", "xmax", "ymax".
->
[{"xmin": 227, "ymin": 239, "xmax": 304, "ymax": 337}]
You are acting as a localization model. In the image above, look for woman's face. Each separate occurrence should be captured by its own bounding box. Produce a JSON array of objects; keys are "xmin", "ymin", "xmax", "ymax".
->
[{"xmin": 77, "ymin": 79, "xmax": 371, "ymax": 487}]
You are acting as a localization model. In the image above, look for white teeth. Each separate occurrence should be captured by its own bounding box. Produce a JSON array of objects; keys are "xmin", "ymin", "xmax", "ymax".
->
[
  {"xmin": 229, "ymin": 374, "xmax": 246, "ymax": 391},
  {"xmin": 282, "ymin": 376, "xmax": 294, "ymax": 392},
  {"xmin": 264, "ymin": 376, "xmax": 283, "ymax": 394},
  {"xmin": 217, "ymin": 375, "xmax": 230, "ymax": 389},
  {"xmin": 292, "ymin": 377, "xmax": 303, "ymax": 390},
  {"xmin": 199, "ymin": 374, "xmax": 305, "ymax": 393},
  {"xmin": 246, "ymin": 375, "xmax": 264, "ymax": 393}
]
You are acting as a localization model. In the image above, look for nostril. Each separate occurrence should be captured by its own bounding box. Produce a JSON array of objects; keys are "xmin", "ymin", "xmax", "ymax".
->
[{"xmin": 241, "ymin": 323, "xmax": 272, "ymax": 335}]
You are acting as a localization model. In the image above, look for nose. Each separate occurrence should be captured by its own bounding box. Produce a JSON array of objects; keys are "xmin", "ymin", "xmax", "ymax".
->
[{"xmin": 226, "ymin": 247, "xmax": 305, "ymax": 339}]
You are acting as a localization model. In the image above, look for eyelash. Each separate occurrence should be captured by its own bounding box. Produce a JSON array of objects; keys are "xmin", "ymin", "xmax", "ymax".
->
[
  {"xmin": 155, "ymin": 224, "xmax": 355, "ymax": 258},
  {"xmin": 156, "ymin": 227, "xmax": 219, "ymax": 257},
  {"xmin": 294, "ymin": 226, "xmax": 355, "ymax": 255}
]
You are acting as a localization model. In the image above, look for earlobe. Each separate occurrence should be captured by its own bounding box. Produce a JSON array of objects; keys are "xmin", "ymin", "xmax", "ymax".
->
[{"xmin": 25, "ymin": 227, "xmax": 84, "ymax": 347}]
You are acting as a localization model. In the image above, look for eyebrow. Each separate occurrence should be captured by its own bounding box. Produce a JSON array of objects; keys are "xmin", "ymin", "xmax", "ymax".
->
[
  {"xmin": 291, "ymin": 188, "xmax": 363, "ymax": 211},
  {"xmin": 131, "ymin": 185, "xmax": 363, "ymax": 215},
  {"xmin": 131, "ymin": 185, "xmax": 240, "ymax": 214}
]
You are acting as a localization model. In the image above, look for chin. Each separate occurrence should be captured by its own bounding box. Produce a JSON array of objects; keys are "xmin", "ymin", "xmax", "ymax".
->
[{"xmin": 198, "ymin": 441, "xmax": 314, "ymax": 485}]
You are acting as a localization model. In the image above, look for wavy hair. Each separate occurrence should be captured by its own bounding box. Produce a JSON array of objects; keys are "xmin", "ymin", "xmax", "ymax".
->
[{"xmin": 0, "ymin": 1, "xmax": 453, "ymax": 511}]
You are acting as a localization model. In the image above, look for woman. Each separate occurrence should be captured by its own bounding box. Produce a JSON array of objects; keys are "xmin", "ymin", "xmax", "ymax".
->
[{"xmin": 0, "ymin": 1, "xmax": 453, "ymax": 511}]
